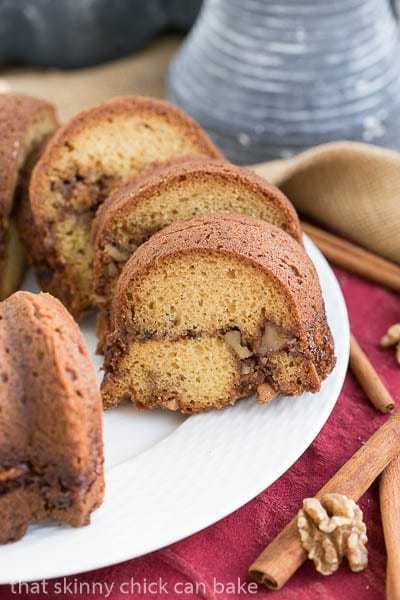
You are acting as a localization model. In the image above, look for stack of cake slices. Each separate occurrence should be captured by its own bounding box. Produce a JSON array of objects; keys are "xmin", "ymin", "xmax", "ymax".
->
[{"xmin": 0, "ymin": 92, "xmax": 335, "ymax": 543}]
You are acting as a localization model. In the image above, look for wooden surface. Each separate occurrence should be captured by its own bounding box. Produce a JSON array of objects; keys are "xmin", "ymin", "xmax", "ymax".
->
[{"xmin": 0, "ymin": 36, "xmax": 181, "ymax": 120}]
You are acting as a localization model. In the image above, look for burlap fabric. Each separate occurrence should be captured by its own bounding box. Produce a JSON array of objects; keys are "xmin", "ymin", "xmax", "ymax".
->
[{"xmin": 253, "ymin": 142, "xmax": 400, "ymax": 265}]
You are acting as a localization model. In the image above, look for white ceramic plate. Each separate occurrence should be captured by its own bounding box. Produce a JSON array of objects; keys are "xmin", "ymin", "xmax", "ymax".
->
[{"xmin": 0, "ymin": 236, "xmax": 349, "ymax": 584}]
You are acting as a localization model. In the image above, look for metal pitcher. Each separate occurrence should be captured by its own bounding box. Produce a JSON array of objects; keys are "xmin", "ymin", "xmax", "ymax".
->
[{"xmin": 169, "ymin": 0, "xmax": 400, "ymax": 163}]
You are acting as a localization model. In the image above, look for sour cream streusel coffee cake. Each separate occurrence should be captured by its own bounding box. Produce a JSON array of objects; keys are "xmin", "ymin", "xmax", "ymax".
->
[
  {"xmin": 102, "ymin": 213, "xmax": 335, "ymax": 413},
  {"xmin": 25, "ymin": 96, "xmax": 222, "ymax": 319},
  {"xmin": 92, "ymin": 157, "xmax": 302, "ymax": 349},
  {"xmin": 0, "ymin": 291, "xmax": 104, "ymax": 544},
  {"xmin": 0, "ymin": 93, "xmax": 58, "ymax": 301}
]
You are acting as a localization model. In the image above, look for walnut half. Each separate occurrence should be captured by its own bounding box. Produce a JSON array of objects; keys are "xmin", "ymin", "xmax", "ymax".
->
[{"xmin": 297, "ymin": 493, "xmax": 368, "ymax": 576}]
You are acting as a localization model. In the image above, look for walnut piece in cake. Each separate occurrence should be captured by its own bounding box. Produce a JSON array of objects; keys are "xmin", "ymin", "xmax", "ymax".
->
[
  {"xmin": 224, "ymin": 329, "xmax": 253, "ymax": 359},
  {"xmin": 297, "ymin": 493, "xmax": 368, "ymax": 576}
]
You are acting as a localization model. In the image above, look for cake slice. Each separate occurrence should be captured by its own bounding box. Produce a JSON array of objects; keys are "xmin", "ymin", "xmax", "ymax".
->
[
  {"xmin": 102, "ymin": 213, "xmax": 335, "ymax": 413},
  {"xmin": 0, "ymin": 291, "xmax": 104, "ymax": 544},
  {"xmin": 25, "ymin": 96, "xmax": 223, "ymax": 318},
  {"xmin": 0, "ymin": 93, "xmax": 58, "ymax": 300},
  {"xmin": 92, "ymin": 158, "xmax": 302, "ymax": 348}
]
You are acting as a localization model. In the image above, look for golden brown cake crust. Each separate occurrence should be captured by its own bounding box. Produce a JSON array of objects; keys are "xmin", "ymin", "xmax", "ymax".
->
[
  {"xmin": 0, "ymin": 291, "xmax": 104, "ymax": 544},
  {"xmin": 103, "ymin": 214, "xmax": 335, "ymax": 412},
  {"xmin": 92, "ymin": 157, "xmax": 301, "ymax": 246},
  {"xmin": 27, "ymin": 96, "xmax": 223, "ymax": 319},
  {"xmin": 39, "ymin": 96, "xmax": 220, "ymax": 177},
  {"xmin": 0, "ymin": 93, "xmax": 58, "ymax": 218},
  {"xmin": 0, "ymin": 93, "xmax": 58, "ymax": 301},
  {"xmin": 30, "ymin": 96, "xmax": 223, "ymax": 225}
]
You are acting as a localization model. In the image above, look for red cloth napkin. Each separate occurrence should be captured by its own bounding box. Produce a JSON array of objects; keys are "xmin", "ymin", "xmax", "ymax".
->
[{"xmin": 0, "ymin": 268, "xmax": 398, "ymax": 600}]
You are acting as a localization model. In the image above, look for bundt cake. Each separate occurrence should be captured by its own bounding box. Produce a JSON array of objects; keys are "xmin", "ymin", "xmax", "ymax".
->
[
  {"xmin": 0, "ymin": 291, "xmax": 104, "ymax": 544},
  {"xmin": 92, "ymin": 158, "xmax": 302, "ymax": 348},
  {"xmin": 0, "ymin": 93, "xmax": 58, "ymax": 301},
  {"xmin": 24, "ymin": 96, "xmax": 223, "ymax": 319},
  {"xmin": 102, "ymin": 213, "xmax": 335, "ymax": 413}
]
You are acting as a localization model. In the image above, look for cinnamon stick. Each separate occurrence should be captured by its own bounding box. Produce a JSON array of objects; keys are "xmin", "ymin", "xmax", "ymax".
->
[
  {"xmin": 301, "ymin": 222, "xmax": 400, "ymax": 293},
  {"xmin": 380, "ymin": 455, "xmax": 400, "ymax": 600},
  {"xmin": 350, "ymin": 334, "xmax": 395, "ymax": 413},
  {"xmin": 248, "ymin": 413, "xmax": 400, "ymax": 590}
]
